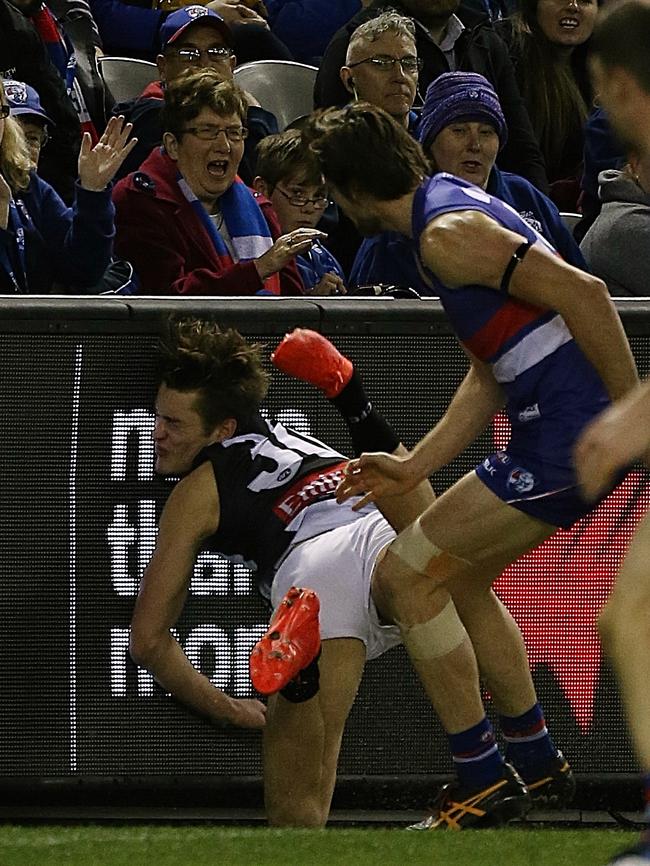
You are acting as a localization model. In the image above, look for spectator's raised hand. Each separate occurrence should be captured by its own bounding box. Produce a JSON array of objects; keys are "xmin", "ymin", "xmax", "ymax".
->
[
  {"xmin": 206, "ymin": 0, "xmax": 268, "ymax": 27},
  {"xmin": 78, "ymin": 116, "xmax": 138, "ymax": 193}
]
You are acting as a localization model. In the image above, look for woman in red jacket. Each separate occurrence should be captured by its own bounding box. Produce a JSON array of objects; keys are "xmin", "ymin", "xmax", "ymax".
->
[{"xmin": 113, "ymin": 69, "xmax": 316, "ymax": 296}]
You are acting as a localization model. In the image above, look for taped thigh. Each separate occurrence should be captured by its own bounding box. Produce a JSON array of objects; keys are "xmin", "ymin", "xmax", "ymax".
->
[{"xmin": 389, "ymin": 515, "xmax": 470, "ymax": 577}]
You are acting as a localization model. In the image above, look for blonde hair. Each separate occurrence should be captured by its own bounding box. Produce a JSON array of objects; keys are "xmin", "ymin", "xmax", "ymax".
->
[{"xmin": 0, "ymin": 80, "xmax": 32, "ymax": 192}]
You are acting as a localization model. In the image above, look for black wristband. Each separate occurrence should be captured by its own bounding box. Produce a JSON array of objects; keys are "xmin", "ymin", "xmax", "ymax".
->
[{"xmin": 500, "ymin": 240, "xmax": 532, "ymax": 294}]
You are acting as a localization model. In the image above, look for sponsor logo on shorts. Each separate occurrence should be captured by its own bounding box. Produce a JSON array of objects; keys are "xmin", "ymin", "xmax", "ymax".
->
[
  {"xmin": 273, "ymin": 461, "xmax": 347, "ymax": 523},
  {"xmin": 507, "ymin": 467, "xmax": 536, "ymax": 494},
  {"xmin": 518, "ymin": 403, "xmax": 541, "ymax": 423}
]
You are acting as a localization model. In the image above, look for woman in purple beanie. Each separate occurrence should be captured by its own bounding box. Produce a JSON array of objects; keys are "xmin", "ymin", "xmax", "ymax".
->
[{"xmin": 350, "ymin": 71, "xmax": 586, "ymax": 292}]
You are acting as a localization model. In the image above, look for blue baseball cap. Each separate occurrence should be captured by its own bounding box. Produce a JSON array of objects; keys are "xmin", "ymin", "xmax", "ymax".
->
[
  {"xmin": 159, "ymin": 6, "xmax": 233, "ymax": 51},
  {"xmin": 3, "ymin": 79, "xmax": 54, "ymax": 125}
]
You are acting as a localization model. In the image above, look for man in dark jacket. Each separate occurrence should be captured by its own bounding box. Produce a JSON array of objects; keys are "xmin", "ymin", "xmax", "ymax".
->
[
  {"xmin": 315, "ymin": 0, "xmax": 548, "ymax": 191},
  {"xmin": 0, "ymin": 0, "xmax": 80, "ymax": 201},
  {"xmin": 112, "ymin": 5, "xmax": 278, "ymax": 185}
]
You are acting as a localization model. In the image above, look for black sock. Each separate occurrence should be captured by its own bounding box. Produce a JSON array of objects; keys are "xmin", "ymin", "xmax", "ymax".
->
[
  {"xmin": 330, "ymin": 370, "xmax": 400, "ymax": 456},
  {"xmin": 280, "ymin": 654, "xmax": 320, "ymax": 703}
]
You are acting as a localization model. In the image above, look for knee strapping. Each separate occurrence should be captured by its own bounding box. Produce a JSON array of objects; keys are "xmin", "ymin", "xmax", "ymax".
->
[
  {"xmin": 389, "ymin": 516, "xmax": 472, "ymax": 576},
  {"xmin": 398, "ymin": 600, "xmax": 468, "ymax": 660}
]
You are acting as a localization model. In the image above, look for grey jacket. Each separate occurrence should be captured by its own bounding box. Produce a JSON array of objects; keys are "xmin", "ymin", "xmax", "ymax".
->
[{"xmin": 580, "ymin": 168, "xmax": 650, "ymax": 296}]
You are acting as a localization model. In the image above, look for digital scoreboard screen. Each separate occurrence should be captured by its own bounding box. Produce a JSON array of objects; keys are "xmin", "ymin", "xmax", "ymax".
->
[{"xmin": 1, "ymin": 301, "xmax": 647, "ymax": 790}]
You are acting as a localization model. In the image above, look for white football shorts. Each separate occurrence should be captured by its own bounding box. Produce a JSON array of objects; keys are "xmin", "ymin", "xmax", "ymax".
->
[{"xmin": 271, "ymin": 509, "xmax": 401, "ymax": 661}]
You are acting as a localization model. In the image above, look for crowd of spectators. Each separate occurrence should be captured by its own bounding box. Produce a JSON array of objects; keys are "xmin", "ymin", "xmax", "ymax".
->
[{"xmin": 0, "ymin": 0, "xmax": 643, "ymax": 296}]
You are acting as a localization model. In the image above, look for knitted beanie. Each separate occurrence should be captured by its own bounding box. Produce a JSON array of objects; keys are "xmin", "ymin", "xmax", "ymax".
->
[{"xmin": 418, "ymin": 71, "xmax": 508, "ymax": 152}]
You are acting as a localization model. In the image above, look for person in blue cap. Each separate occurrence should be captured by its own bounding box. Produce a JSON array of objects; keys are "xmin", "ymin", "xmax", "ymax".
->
[
  {"xmin": 0, "ymin": 77, "xmax": 135, "ymax": 292},
  {"xmin": 4, "ymin": 78, "xmax": 53, "ymax": 170},
  {"xmin": 111, "ymin": 4, "xmax": 279, "ymax": 185}
]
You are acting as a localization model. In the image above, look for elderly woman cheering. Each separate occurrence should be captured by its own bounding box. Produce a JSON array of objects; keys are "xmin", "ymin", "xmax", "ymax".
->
[{"xmin": 113, "ymin": 69, "xmax": 311, "ymax": 295}]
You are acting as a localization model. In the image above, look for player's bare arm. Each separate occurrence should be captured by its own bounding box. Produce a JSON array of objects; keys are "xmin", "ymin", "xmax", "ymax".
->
[
  {"xmin": 338, "ymin": 354, "xmax": 504, "ymax": 507},
  {"xmin": 130, "ymin": 461, "xmax": 267, "ymax": 730},
  {"xmin": 575, "ymin": 380, "xmax": 650, "ymax": 500},
  {"xmin": 421, "ymin": 209, "xmax": 639, "ymax": 403}
]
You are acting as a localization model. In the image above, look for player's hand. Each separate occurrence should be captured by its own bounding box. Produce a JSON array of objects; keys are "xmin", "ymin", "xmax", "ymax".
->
[
  {"xmin": 574, "ymin": 399, "xmax": 648, "ymax": 500},
  {"xmin": 219, "ymin": 696, "xmax": 267, "ymax": 729},
  {"xmin": 336, "ymin": 451, "xmax": 418, "ymax": 509}
]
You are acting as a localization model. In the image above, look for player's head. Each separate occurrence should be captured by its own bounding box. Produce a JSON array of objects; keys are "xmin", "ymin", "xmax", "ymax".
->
[
  {"xmin": 154, "ymin": 318, "xmax": 269, "ymax": 474},
  {"xmin": 590, "ymin": 0, "xmax": 650, "ymax": 151},
  {"xmin": 303, "ymin": 102, "xmax": 429, "ymax": 234}
]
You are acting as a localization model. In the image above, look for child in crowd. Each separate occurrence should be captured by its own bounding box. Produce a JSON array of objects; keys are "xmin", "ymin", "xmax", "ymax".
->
[{"xmin": 254, "ymin": 129, "xmax": 347, "ymax": 296}]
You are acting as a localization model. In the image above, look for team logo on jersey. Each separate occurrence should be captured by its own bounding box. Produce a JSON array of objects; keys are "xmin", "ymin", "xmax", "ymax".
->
[
  {"xmin": 518, "ymin": 403, "xmax": 541, "ymax": 423},
  {"xmin": 507, "ymin": 467, "xmax": 536, "ymax": 494}
]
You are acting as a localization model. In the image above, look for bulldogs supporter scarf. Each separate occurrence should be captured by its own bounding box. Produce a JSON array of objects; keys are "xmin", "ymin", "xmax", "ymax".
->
[
  {"xmin": 177, "ymin": 172, "xmax": 281, "ymax": 295},
  {"xmin": 30, "ymin": 4, "xmax": 98, "ymax": 143}
]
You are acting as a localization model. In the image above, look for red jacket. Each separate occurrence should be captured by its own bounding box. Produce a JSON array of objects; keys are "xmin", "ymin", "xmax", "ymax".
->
[{"xmin": 112, "ymin": 147, "xmax": 302, "ymax": 296}]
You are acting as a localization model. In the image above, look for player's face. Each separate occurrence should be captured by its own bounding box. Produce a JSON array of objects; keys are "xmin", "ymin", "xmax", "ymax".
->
[
  {"xmin": 329, "ymin": 185, "xmax": 385, "ymax": 236},
  {"xmin": 429, "ymin": 121, "xmax": 499, "ymax": 190},
  {"xmin": 589, "ymin": 56, "xmax": 648, "ymax": 154},
  {"xmin": 153, "ymin": 384, "xmax": 226, "ymax": 475}
]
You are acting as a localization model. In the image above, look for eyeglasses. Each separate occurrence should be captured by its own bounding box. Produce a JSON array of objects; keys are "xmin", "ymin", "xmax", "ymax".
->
[
  {"xmin": 275, "ymin": 185, "xmax": 330, "ymax": 210},
  {"xmin": 24, "ymin": 130, "xmax": 49, "ymax": 149},
  {"xmin": 169, "ymin": 46, "xmax": 233, "ymax": 64},
  {"xmin": 0, "ymin": 104, "xmax": 10, "ymax": 119},
  {"xmin": 347, "ymin": 54, "xmax": 422, "ymax": 74},
  {"xmin": 181, "ymin": 125, "xmax": 248, "ymax": 142}
]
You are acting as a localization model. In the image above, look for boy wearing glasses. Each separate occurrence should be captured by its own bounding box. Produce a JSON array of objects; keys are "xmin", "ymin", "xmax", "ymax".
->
[{"xmin": 254, "ymin": 129, "xmax": 346, "ymax": 296}]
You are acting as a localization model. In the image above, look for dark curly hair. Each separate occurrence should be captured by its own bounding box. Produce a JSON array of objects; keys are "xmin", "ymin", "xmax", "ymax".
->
[
  {"xmin": 303, "ymin": 103, "xmax": 430, "ymax": 201},
  {"xmin": 158, "ymin": 318, "xmax": 269, "ymax": 432}
]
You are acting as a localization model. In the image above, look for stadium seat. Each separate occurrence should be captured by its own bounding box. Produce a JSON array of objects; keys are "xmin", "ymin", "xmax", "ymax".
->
[
  {"xmin": 97, "ymin": 57, "xmax": 159, "ymax": 104},
  {"xmin": 559, "ymin": 212, "xmax": 582, "ymax": 233},
  {"xmin": 233, "ymin": 60, "xmax": 318, "ymax": 130}
]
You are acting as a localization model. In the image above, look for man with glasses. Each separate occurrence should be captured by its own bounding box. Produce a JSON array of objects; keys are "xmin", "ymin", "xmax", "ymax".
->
[
  {"xmin": 254, "ymin": 128, "xmax": 346, "ymax": 296},
  {"xmin": 112, "ymin": 5, "xmax": 279, "ymax": 184},
  {"xmin": 315, "ymin": 0, "xmax": 548, "ymax": 193},
  {"xmin": 113, "ymin": 70, "xmax": 311, "ymax": 296},
  {"xmin": 341, "ymin": 12, "xmax": 421, "ymax": 131}
]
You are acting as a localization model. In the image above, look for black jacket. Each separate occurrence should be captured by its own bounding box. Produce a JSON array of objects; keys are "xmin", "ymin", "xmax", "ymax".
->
[
  {"xmin": 314, "ymin": 0, "xmax": 548, "ymax": 192},
  {"xmin": 0, "ymin": 0, "xmax": 81, "ymax": 202}
]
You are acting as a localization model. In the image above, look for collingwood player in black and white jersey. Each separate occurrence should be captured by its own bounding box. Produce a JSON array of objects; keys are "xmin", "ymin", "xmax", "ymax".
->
[{"xmin": 129, "ymin": 318, "xmax": 433, "ymax": 827}]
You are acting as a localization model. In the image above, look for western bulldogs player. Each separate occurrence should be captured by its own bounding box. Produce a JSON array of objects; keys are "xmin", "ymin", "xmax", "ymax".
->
[{"xmin": 305, "ymin": 102, "xmax": 639, "ymax": 830}]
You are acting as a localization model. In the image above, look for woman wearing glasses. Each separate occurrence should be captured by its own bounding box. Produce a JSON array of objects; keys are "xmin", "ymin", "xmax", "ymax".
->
[
  {"xmin": 0, "ymin": 78, "xmax": 135, "ymax": 293},
  {"xmin": 113, "ymin": 70, "xmax": 307, "ymax": 296}
]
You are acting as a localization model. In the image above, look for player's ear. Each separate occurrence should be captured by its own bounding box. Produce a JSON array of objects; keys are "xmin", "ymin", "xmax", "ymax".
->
[{"xmin": 216, "ymin": 417, "xmax": 237, "ymax": 442}]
